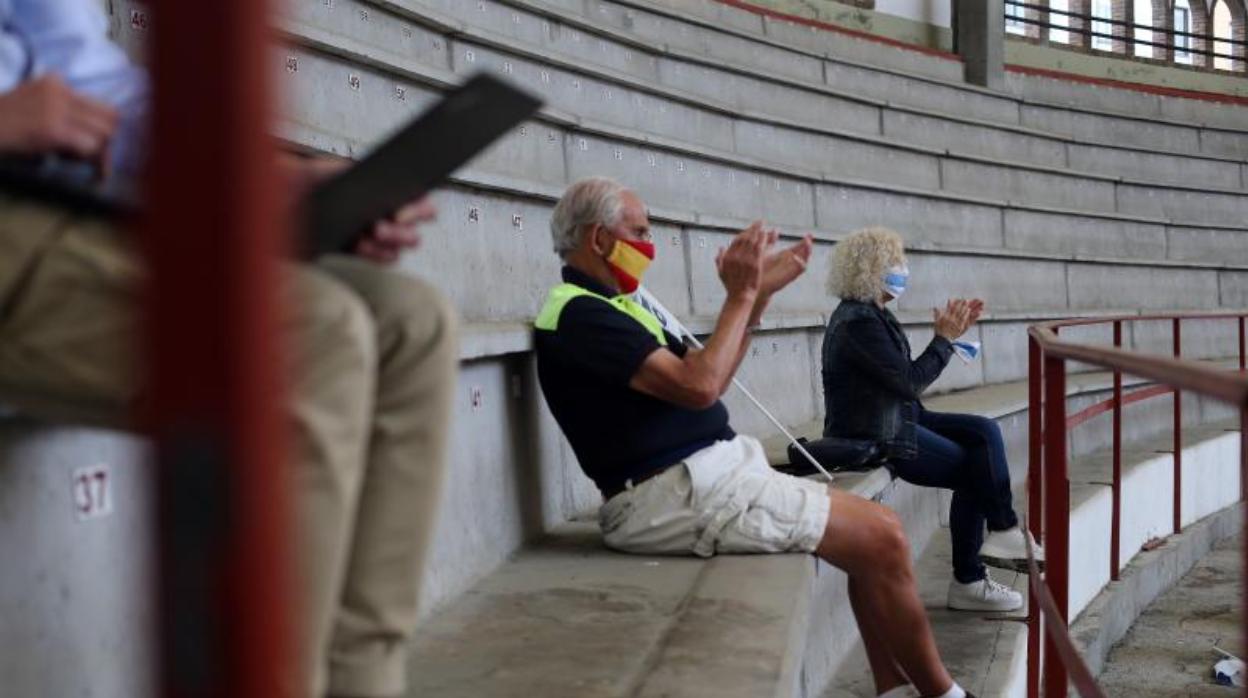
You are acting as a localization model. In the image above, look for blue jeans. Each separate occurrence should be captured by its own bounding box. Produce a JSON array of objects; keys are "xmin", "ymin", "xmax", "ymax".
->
[{"xmin": 888, "ymin": 410, "xmax": 1020, "ymax": 583}]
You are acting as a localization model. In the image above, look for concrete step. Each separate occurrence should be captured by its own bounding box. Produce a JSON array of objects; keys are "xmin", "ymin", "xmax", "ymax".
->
[
  {"xmin": 827, "ymin": 420, "xmax": 1241, "ymax": 698},
  {"xmin": 592, "ymin": 0, "xmax": 1248, "ymax": 152},
  {"xmin": 0, "ymin": 419, "xmax": 154, "ymax": 698},
  {"xmin": 611, "ymin": 0, "xmax": 967, "ymax": 84},
  {"xmin": 403, "ymin": 472, "xmax": 898, "ymax": 698},
  {"xmin": 1004, "ymin": 70, "xmax": 1248, "ymax": 133},
  {"xmin": 403, "ymin": 365, "xmax": 1241, "ymax": 697},
  {"xmin": 271, "ymin": 0, "xmax": 1248, "ymax": 221},
  {"xmin": 632, "ymin": 0, "xmax": 1248, "ymax": 137},
  {"xmin": 1074, "ymin": 504, "xmax": 1243, "ymax": 682},
  {"xmin": 1065, "ymin": 421, "xmax": 1243, "ymax": 618}
]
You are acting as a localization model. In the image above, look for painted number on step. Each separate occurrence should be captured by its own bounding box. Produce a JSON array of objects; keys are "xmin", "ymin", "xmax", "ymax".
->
[{"xmin": 73, "ymin": 465, "xmax": 113, "ymax": 522}]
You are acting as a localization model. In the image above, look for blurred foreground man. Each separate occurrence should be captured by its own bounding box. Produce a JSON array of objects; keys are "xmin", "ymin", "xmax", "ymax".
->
[
  {"xmin": 534, "ymin": 177, "xmax": 977, "ymax": 698},
  {"xmin": 0, "ymin": 2, "xmax": 456, "ymax": 696}
]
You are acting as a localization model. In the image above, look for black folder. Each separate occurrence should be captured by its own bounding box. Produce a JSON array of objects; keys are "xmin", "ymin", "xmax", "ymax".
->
[
  {"xmin": 300, "ymin": 73, "xmax": 543, "ymax": 256},
  {"xmin": 0, "ymin": 73, "xmax": 543, "ymax": 257}
]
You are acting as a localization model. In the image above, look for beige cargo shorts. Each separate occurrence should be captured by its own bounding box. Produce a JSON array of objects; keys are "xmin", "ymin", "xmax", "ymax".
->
[{"xmin": 599, "ymin": 435, "xmax": 830, "ymax": 557}]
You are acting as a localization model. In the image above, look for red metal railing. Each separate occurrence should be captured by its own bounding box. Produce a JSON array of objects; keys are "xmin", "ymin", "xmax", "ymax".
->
[
  {"xmin": 142, "ymin": 2, "xmax": 290, "ymax": 696},
  {"xmin": 1026, "ymin": 311, "xmax": 1248, "ymax": 697}
]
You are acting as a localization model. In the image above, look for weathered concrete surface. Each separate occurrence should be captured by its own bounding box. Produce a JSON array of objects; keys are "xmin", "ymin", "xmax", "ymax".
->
[
  {"xmin": 883, "ymin": 108, "xmax": 1068, "ymax": 169},
  {"xmin": 955, "ymin": 0, "xmax": 1005, "ymax": 90},
  {"xmin": 0, "ymin": 420, "xmax": 154, "ymax": 698},
  {"xmin": 406, "ymin": 523, "xmax": 710, "ymax": 698},
  {"xmin": 1095, "ymin": 532, "xmax": 1244, "ymax": 696},
  {"xmin": 1066, "ymin": 425, "xmax": 1243, "ymax": 620},
  {"xmin": 405, "ymin": 470, "xmax": 917, "ymax": 698}
]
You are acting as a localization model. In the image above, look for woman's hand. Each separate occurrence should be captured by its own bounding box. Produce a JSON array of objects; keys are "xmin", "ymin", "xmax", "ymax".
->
[
  {"xmin": 966, "ymin": 298, "xmax": 985, "ymax": 327},
  {"xmin": 933, "ymin": 299, "xmax": 972, "ymax": 340}
]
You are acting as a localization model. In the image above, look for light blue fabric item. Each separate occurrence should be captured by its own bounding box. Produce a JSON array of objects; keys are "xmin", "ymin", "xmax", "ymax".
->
[
  {"xmin": 882, "ymin": 264, "xmax": 909, "ymax": 299},
  {"xmin": 0, "ymin": 0, "xmax": 149, "ymax": 177},
  {"xmin": 952, "ymin": 339, "xmax": 981, "ymax": 364}
]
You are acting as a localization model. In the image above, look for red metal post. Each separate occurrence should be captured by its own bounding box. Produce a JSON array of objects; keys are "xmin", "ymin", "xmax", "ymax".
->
[
  {"xmin": 1043, "ymin": 354, "xmax": 1070, "ymax": 698},
  {"xmin": 1027, "ymin": 336, "xmax": 1044, "ymax": 698},
  {"xmin": 1241, "ymin": 407, "xmax": 1247, "ymax": 698},
  {"xmin": 1111, "ymin": 321, "xmax": 1122, "ymax": 581},
  {"xmin": 1173, "ymin": 318, "xmax": 1182, "ymax": 534},
  {"xmin": 142, "ymin": 2, "xmax": 290, "ymax": 697}
]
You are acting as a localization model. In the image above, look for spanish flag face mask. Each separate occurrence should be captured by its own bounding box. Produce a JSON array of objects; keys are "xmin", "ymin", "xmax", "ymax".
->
[{"xmin": 605, "ymin": 237, "xmax": 656, "ymax": 294}]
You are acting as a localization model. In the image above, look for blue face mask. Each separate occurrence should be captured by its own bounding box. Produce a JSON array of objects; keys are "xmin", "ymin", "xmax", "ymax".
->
[{"xmin": 882, "ymin": 264, "xmax": 909, "ymax": 300}]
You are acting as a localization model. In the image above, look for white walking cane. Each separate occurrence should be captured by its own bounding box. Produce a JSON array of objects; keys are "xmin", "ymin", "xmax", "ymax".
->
[{"xmin": 635, "ymin": 286, "xmax": 835, "ymax": 483}]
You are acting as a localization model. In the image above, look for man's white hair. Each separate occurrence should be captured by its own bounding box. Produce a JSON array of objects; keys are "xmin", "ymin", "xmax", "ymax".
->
[{"xmin": 550, "ymin": 177, "xmax": 629, "ymax": 258}]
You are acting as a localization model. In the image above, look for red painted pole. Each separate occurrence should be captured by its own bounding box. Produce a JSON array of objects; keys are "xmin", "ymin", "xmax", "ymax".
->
[
  {"xmin": 1043, "ymin": 354, "xmax": 1070, "ymax": 698},
  {"xmin": 1241, "ymin": 407, "xmax": 1247, "ymax": 698},
  {"xmin": 142, "ymin": 2, "xmax": 290, "ymax": 697},
  {"xmin": 1027, "ymin": 336, "xmax": 1044, "ymax": 698},
  {"xmin": 1173, "ymin": 318, "xmax": 1183, "ymax": 534},
  {"xmin": 1111, "ymin": 321, "xmax": 1122, "ymax": 581}
]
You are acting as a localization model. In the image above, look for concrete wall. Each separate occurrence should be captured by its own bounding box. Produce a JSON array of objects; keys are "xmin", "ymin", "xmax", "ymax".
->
[
  {"xmin": 685, "ymin": 0, "xmax": 957, "ymax": 51},
  {"xmin": 1006, "ymin": 39, "xmax": 1248, "ymax": 100},
  {"xmin": 98, "ymin": 0, "xmax": 1248, "ymax": 624},
  {"xmin": 654, "ymin": 0, "xmax": 1248, "ymax": 101},
  {"xmin": 1067, "ymin": 430, "xmax": 1243, "ymax": 619},
  {"xmin": 0, "ymin": 422, "xmax": 154, "ymax": 698},
  {"xmin": 2, "ymin": 1, "xmax": 1246, "ymax": 695}
]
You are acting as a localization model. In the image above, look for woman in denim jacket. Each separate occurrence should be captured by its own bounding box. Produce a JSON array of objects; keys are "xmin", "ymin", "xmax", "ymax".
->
[{"xmin": 821, "ymin": 227, "xmax": 1042, "ymax": 613}]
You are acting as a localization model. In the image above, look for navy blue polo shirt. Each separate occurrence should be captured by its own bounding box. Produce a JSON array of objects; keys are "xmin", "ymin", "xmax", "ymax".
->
[{"xmin": 534, "ymin": 266, "xmax": 735, "ymax": 495}]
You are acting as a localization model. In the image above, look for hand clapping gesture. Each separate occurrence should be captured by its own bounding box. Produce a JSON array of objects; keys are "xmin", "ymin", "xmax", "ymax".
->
[
  {"xmin": 933, "ymin": 298, "xmax": 984, "ymax": 340},
  {"xmin": 715, "ymin": 221, "xmax": 813, "ymax": 301}
]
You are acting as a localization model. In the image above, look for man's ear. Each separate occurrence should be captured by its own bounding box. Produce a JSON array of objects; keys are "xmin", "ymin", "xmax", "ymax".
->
[{"xmin": 588, "ymin": 224, "xmax": 612, "ymax": 256}]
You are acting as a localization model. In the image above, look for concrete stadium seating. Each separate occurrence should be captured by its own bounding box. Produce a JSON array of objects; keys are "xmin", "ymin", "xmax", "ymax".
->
[{"xmin": 3, "ymin": 0, "xmax": 1245, "ymax": 695}]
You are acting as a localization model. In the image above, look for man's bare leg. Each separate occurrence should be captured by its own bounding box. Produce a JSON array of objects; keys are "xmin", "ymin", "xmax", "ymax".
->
[
  {"xmin": 816, "ymin": 488, "xmax": 953, "ymax": 696},
  {"xmin": 849, "ymin": 576, "xmax": 910, "ymax": 695}
]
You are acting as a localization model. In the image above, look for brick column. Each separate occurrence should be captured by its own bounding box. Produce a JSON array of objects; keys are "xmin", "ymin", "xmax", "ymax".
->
[
  {"xmin": 1032, "ymin": 0, "xmax": 1048, "ymax": 40},
  {"xmin": 1223, "ymin": 0, "xmax": 1247, "ymax": 71},
  {"xmin": 1112, "ymin": 0, "xmax": 1133, "ymax": 53},
  {"xmin": 1069, "ymin": 0, "xmax": 1093, "ymax": 47},
  {"xmin": 1190, "ymin": 0, "xmax": 1213, "ymax": 67},
  {"xmin": 1156, "ymin": 0, "xmax": 1175, "ymax": 62}
]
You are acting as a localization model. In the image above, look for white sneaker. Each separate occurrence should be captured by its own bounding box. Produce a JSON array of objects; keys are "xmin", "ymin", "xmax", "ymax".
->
[
  {"xmin": 979, "ymin": 526, "xmax": 1045, "ymax": 573},
  {"xmin": 947, "ymin": 572, "xmax": 1023, "ymax": 612}
]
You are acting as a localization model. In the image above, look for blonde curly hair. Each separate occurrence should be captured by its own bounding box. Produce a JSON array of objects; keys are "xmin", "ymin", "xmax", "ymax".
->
[{"xmin": 828, "ymin": 227, "xmax": 907, "ymax": 302}]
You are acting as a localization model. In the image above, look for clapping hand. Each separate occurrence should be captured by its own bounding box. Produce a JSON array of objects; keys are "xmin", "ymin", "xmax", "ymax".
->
[
  {"xmin": 933, "ymin": 298, "xmax": 984, "ymax": 340},
  {"xmin": 759, "ymin": 232, "xmax": 813, "ymax": 298},
  {"xmin": 715, "ymin": 221, "xmax": 770, "ymax": 300}
]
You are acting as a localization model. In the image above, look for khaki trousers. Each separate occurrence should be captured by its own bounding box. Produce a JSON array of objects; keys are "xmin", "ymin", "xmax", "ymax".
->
[{"xmin": 0, "ymin": 195, "xmax": 458, "ymax": 698}]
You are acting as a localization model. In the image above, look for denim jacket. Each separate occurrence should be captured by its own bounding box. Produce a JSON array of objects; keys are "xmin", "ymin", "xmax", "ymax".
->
[{"xmin": 820, "ymin": 299, "xmax": 954, "ymax": 459}]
